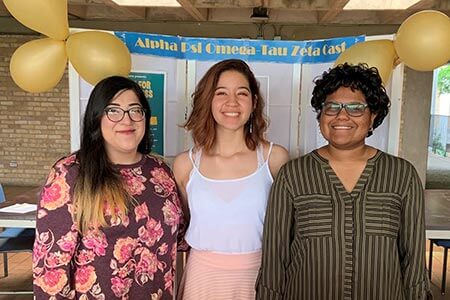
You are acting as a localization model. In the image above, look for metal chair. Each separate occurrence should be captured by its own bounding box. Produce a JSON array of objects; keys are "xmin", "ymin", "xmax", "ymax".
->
[
  {"xmin": 428, "ymin": 239, "xmax": 450, "ymax": 295},
  {"xmin": 0, "ymin": 184, "xmax": 35, "ymax": 280}
]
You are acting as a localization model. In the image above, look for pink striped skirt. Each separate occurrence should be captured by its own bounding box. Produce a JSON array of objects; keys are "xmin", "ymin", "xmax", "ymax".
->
[{"xmin": 177, "ymin": 249, "xmax": 262, "ymax": 300}]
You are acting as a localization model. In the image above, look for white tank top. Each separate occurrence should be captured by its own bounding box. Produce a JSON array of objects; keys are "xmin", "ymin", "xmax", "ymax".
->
[{"xmin": 184, "ymin": 143, "xmax": 274, "ymax": 254}]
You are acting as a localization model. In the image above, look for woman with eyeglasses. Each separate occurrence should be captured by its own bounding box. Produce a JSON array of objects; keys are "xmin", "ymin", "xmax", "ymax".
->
[
  {"xmin": 33, "ymin": 76, "xmax": 185, "ymax": 299},
  {"xmin": 256, "ymin": 63, "xmax": 431, "ymax": 300}
]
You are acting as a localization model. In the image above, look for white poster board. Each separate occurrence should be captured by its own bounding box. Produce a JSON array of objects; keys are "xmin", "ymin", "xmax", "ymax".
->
[{"xmin": 69, "ymin": 32, "xmax": 402, "ymax": 160}]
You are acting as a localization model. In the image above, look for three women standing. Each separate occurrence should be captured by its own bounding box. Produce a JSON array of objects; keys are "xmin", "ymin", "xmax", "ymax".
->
[
  {"xmin": 174, "ymin": 59, "xmax": 289, "ymax": 299},
  {"xmin": 33, "ymin": 61, "xmax": 430, "ymax": 300}
]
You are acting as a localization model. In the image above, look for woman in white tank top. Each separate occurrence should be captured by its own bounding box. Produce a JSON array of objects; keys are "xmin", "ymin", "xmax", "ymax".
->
[{"xmin": 173, "ymin": 59, "xmax": 289, "ymax": 300}]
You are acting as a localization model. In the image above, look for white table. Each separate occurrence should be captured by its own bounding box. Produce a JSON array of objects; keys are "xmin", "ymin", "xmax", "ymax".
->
[
  {"xmin": 425, "ymin": 189, "xmax": 450, "ymax": 240},
  {"xmin": 0, "ymin": 187, "xmax": 39, "ymax": 296},
  {"xmin": 0, "ymin": 187, "xmax": 40, "ymax": 228}
]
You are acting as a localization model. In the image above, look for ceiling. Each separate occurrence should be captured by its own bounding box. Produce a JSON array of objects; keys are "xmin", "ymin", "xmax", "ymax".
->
[{"xmin": 0, "ymin": 0, "xmax": 449, "ymax": 27}]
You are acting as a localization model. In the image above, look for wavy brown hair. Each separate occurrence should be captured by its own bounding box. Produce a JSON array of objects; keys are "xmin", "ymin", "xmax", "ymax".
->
[{"xmin": 185, "ymin": 59, "xmax": 268, "ymax": 151}]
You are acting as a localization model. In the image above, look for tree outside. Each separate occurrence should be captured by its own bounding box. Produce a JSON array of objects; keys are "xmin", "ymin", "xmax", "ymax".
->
[{"xmin": 426, "ymin": 64, "xmax": 450, "ymax": 189}]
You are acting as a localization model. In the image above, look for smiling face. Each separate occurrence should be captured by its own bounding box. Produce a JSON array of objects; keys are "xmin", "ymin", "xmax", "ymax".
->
[
  {"xmin": 319, "ymin": 86, "xmax": 376, "ymax": 150},
  {"xmin": 211, "ymin": 70, "xmax": 254, "ymax": 133},
  {"xmin": 101, "ymin": 89, "xmax": 145, "ymax": 163}
]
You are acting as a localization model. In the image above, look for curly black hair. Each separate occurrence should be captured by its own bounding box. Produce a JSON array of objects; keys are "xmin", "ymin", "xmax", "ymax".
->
[{"xmin": 311, "ymin": 63, "xmax": 390, "ymax": 136}]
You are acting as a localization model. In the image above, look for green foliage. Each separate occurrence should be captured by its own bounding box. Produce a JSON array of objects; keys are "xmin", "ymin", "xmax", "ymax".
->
[
  {"xmin": 432, "ymin": 132, "xmax": 446, "ymax": 157},
  {"xmin": 437, "ymin": 65, "xmax": 450, "ymax": 94}
]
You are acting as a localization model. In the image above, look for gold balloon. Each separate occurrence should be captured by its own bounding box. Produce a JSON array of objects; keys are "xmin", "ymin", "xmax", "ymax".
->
[
  {"xmin": 334, "ymin": 40, "xmax": 397, "ymax": 85},
  {"xmin": 394, "ymin": 10, "xmax": 450, "ymax": 71},
  {"xmin": 3, "ymin": 0, "xmax": 69, "ymax": 40},
  {"xmin": 66, "ymin": 31, "xmax": 132, "ymax": 85},
  {"xmin": 10, "ymin": 38, "xmax": 67, "ymax": 93}
]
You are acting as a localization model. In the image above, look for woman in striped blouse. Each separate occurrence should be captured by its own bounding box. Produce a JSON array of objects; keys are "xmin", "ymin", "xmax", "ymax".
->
[{"xmin": 256, "ymin": 63, "xmax": 431, "ymax": 300}]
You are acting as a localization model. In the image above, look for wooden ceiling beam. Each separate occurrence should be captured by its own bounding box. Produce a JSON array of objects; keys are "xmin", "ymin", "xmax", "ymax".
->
[
  {"xmin": 318, "ymin": 0, "xmax": 350, "ymax": 23},
  {"xmin": 376, "ymin": 10, "xmax": 408, "ymax": 24},
  {"xmin": 377, "ymin": 0, "xmax": 435, "ymax": 24},
  {"xmin": 408, "ymin": 0, "xmax": 436, "ymax": 10},
  {"xmin": 437, "ymin": 0, "xmax": 450, "ymax": 9},
  {"xmin": 101, "ymin": 0, "xmax": 146, "ymax": 19},
  {"xmin": 191, "ymin": 0, "xmax": 330, "ymax": 9},
  {"xmin": 0, "ymin": 1, "xmax": 10, "ymax": 16},
  {"xmin": 68, "ymin": 5, "xmax": 88, "ymax": 19},
  {"xmin": 178, "ymin": 0, "xmax": 208, "ymax": 21}
]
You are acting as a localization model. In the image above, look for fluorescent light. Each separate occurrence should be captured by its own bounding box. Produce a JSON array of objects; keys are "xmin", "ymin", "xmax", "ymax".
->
[
  {"xmin": 111, "ymin": 0, "xmax": 181, "ymax": 7},
  {"xmin": 344, "ymin": 0, "xmax": 421, "ymax": 10}
]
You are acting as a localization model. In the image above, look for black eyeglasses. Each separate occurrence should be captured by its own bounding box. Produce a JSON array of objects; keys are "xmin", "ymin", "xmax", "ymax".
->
[
  {"xmin": 321, "ymin": 102, "xmax": 368, "ymax": 117},
  {"xmin": 104, "ymin": 106, "xmax": 145, "ymax": 122}
]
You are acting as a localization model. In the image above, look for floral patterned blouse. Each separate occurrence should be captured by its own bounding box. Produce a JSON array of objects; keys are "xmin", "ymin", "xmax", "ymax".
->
[{"xmin": 33, "ymin": 154, "xmax": 185, "ymax": 300}]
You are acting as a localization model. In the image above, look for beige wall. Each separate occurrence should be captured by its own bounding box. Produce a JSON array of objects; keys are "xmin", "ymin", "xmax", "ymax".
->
[
  {"xmin": 0, "ymin": 35, "xmax": 70, "ymax": 186},
  {"xmin": 399, "ymin": 68, "xmax": 433, "ymax": 186}
]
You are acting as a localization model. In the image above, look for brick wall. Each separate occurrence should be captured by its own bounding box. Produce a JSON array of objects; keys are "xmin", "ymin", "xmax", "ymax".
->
[{"xmin": 0, "ymin": 34, "xmax": 70, "ymax": 186}]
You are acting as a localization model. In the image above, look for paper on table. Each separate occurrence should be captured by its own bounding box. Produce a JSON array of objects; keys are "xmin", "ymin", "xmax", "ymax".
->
[{"xmin": 0, "ymin": 203, "xmax": 37, "ymax": 213}]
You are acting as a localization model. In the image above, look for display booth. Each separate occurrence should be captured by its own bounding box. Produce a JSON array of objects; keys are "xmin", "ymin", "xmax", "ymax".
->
[{"xmin": 69, "ymin": 32, "xmax": 403, "ymax": 160}]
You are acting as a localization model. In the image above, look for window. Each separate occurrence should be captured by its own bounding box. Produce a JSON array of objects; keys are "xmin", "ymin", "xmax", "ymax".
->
[{"xmin": 426, "ymin": 64, "xmax": 450, "ymax": 189}]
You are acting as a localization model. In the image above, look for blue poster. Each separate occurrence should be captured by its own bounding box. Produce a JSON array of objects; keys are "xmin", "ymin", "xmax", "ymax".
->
[{"xmin": 129, "ymin": 72, "xmax": 165, "ymax": 155}]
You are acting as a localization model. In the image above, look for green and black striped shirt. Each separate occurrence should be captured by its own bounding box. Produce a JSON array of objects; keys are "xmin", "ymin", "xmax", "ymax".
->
[{"xmin": 256, "ymin": 150, "xmax": 430, "ymax": 300}]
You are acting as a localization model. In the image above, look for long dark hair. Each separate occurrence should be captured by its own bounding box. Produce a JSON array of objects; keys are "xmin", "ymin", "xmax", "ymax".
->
[{"xmin": 74, "ymin": 76, "xmax": 151, "ymax": 232}]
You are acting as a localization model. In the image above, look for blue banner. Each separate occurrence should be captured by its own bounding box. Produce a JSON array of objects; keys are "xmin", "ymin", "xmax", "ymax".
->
[{"xmin": 115, "ymin": 31, "xmax": 365, "ymax": 64}]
